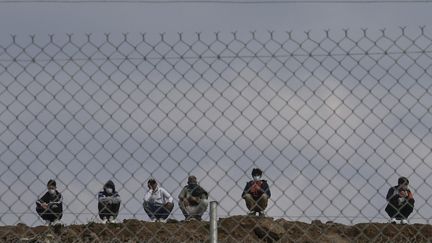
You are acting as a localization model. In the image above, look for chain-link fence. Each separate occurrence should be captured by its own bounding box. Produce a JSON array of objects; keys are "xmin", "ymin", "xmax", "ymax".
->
[{"xmin": 1, "ymin": 27, "xmax": 432, "ymax": 241}]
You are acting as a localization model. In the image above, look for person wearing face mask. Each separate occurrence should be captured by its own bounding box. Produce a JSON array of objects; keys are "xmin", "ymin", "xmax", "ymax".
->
[
  {"xmin": 143, "ymin": 178, "xmax": 174, "ymax": 222},
  {"xmin": 242, "ymin": 168, "xmax": 271, "ymax": 217},
  {"xmin": 385, "ymin": 177, "xmax": 415, "ymax": 224},
  {"xmin": 98, "ymin": 180, "xmax": 121, "ymax": 223},
  {"xmin": 36, "ymin": 179, "xmax": 63, "ymax": 225}
]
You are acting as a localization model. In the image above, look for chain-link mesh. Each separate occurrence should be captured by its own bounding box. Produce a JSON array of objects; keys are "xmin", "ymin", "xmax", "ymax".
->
[{"xmin": 1, "ymin": 27, "xmax": 432, "ymax": 242}]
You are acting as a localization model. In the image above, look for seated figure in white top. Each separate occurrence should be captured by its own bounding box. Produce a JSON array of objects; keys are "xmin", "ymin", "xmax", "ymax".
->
[{"xmin": 143, "ymin": 178, "xmax": 174, "ymax": 222}]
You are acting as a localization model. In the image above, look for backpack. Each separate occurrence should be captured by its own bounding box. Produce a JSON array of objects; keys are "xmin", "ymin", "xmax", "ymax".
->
[{"xmin": 249, "ymin": 180, "xmax": 264, "ymax": 198}]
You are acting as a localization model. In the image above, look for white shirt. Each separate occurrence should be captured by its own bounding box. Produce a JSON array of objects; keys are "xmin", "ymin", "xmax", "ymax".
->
[{"xmin": 144, "ymin": 186, "xmax": 173, "ymax": 205}]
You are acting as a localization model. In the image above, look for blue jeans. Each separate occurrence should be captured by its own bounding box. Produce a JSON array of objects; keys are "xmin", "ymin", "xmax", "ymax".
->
[{"xmin": 143, "ymin": 202, "xmax": 173, "ymax": 220}]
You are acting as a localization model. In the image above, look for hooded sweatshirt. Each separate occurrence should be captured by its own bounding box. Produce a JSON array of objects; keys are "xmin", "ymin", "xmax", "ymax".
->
[{"xmin": 98, "ymin": 180, "xmax": 121, "ymax": 205}]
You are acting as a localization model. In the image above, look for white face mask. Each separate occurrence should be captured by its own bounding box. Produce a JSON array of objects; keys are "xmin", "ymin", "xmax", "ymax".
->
[
  {"xmin": 105, "ymin": 188, "xmax": 113, "ymax": 194},
  {"xmin": 48, "ymin": 189, "xmax": 56, "ymax": 195},
  {"xmin": 253, "ymin": 176, "xmax": 261, "ymax": 181}
]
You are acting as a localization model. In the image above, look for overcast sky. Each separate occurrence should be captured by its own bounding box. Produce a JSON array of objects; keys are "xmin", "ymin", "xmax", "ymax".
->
[
  {"xmin": 0, "ymin": 1, "xmax": 432, "ymax": 34},
  {"xmin": 1, "ymin": 0, "xmax": 432, "ymax": 227}
]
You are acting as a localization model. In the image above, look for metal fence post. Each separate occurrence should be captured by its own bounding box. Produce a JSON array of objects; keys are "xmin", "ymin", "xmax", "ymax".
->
[
  {"xmin": 210, "ymin": 201, "xmax": 218, "ymax": 243},
  {"xmin": 1, "ymin": 29, "xmax": 432, "ymax": 241}
]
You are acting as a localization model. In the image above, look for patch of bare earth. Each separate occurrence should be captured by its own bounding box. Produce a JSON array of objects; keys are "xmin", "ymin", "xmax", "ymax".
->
[{"xmin": 1, "ymin": 216, "xmax": 431, "ymax": 242}]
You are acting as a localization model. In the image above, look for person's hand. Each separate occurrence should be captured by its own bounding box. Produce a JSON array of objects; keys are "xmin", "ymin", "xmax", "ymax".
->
[
  {"xmin": 164, "ymin": 202, "xmax": 174, "ymax": 210},
  {"xmin": 41, "ymin": 203, "xmax": 48, "ymax": 209},
  {"xmin": 399, "ymin": 190, "xmax": 408, "ymax": 199},
  {"xmin": 188, "ymin": 196, "xmax": 200, "ymax": 205},
  {"xmin": 182, "ymin": 199, "xmax": 189, "ymax": 207}
]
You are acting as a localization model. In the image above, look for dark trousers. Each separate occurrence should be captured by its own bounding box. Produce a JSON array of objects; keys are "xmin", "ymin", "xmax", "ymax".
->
[
  {"xmin": 144, "ymin": 202, "xmax": 173, "ymax": 220},
  {"xmin": 98, "ymin": 202, "xmax": 120, "ymax": 220},
  {"xmin": 36, "ymin": 206, "xmax": 62, "ymax": 222},
  {"xmin": 385, "ymin": 203, "xmax": 414, "ymax": 220}
]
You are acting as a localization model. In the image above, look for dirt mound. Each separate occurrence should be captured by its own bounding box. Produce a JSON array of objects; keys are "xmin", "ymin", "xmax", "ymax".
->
[{"xmin": 1, "ymin": 216, "xmax": 431, "ymax": 242}]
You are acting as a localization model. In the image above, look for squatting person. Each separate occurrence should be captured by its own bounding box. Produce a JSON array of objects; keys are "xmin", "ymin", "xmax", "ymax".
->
[
  {"xmin": 36, "ymin": 179, "xmax": 63, "ymax": 225},
  {"xmin": 242, "ymin": 168, "xmax": 271, "ymax": 217},
  {"xmin": 385, "ymin": 176, "xmax": 415, "ymax": 224}
]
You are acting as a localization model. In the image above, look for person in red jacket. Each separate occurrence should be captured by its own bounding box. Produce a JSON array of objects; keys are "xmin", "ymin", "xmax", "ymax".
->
[
  {"xmin": 242, "ymin": 168, "xmax": 271, "ymax": 217},
  {"xmin": 385, "ymin": 177, "xmax": 415, "ymax": 224}
]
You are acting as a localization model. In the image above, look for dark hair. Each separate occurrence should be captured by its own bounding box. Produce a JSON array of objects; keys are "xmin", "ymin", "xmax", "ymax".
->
[
  {"xmin": 187, "ymin": 176, "xmax": 197, "ymax": 185},
  {"xmin": 148, "ymin": 178, "xmax": 157, "ymax": 185},
  {"xmin": 47, "ymin": 179, "xmax": 56, "ymax": 188},
  {"xmin": 251, "ymin": 168, "xmax": 263, "ymax": 177},
  {"xmin": 398, "ymin": 177, "xmax": 409, "ymax": 186}
]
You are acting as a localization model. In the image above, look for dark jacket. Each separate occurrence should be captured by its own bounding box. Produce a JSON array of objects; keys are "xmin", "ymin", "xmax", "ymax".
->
[
  {"xmin": 36, "ymin": 191, "xmax": 63, "ymax": 216},
  {"xmin": 242, "ymin": 180, "xmax": 271, "ymax": 199},
  {"xmin": 386, "ymin": 185, "xmax": 415, "ymax": 209},
  {"xmin": 178, "ymin": 184, "xmax": 209, "ymax": 206},
  {"xmin": 98, "ymin": 180, "xmax": 121, "ymax": 206}
]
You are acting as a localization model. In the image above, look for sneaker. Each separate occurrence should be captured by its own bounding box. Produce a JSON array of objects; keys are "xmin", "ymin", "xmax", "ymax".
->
[
  {"xmin": 258, "ymin": 211, "xmax": 265, "ymax": 217},
  {"xmin": 108, "ymin": 216, "xmax": 116, "ymax": 224},
  {"xmin": 390, "ymin": 218, "xmax": 397, "ymax": 224},
  {"xmin": 158, "ymin": 218, "xmax": 167, "ymax": 223},
  {"xmin": 401, "ymin": 219, "xmax": 408, "ymax": 224},
  {"xmin": 51, "ymin": 220, "xmax": 61, "ymax": 226},
  {"xmin": 45, "ymin": 220, "xmax": 51, "ymax": 226},
  {"xmin": 186, "ymin": 216, "xmax": 198, "ymax": 221},
  {"xmin": 247, "ymin": 211, "xmax": 256, "ymax": 216},
  {"xmin": 101, "ymin": 218, "xmax": 108, "ymax": 224}
]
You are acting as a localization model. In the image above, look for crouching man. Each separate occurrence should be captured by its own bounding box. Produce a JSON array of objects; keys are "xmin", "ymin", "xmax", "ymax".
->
[
  {"xmin": 36, "ymin": 179, "xmax": 63, "ymax": 225},
  {"xmin": 178, "ymin": 176, "xmax": 209, "ymax": 221},
  {"xmin": 385, "ymin": 177, "xmax": 415, "ymax": 224},
  {"xmin": 242, "ymin": 168, "xmax": 271, "ymax": 217},
  {"xmin": 98, "ymin": 180, "xmax": 121, "ymax": 223}
]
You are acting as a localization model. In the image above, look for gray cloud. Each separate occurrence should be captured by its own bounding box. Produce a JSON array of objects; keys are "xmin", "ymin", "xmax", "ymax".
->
[{"xmin": 1, "ymin": 29, "xmax": 432, "ymax": 226}]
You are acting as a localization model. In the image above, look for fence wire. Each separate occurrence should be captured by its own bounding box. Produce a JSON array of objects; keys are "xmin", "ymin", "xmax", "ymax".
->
[{"xmin": 1, "ymin": 27, "xmax": 432, "ymax": 242}]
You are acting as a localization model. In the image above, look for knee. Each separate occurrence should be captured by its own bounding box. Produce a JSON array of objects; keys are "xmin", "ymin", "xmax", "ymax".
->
[
  {"xmin": 165, "ymin": 202, "xmax": 174, "ymax": 211},
  {"xmin": 143, "ymin": 201, "xmax": 152, "ymax": 209},
  {"xmin": 243, "ymin": 193, "xmax": 254, "ymax": 201},
  {"xmin": 200, "ymin": 199, "xmax": 209, "ymax": 209}
]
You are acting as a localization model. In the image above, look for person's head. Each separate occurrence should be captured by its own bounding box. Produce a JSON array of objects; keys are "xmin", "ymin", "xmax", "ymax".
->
[
  {"xmin": 251, "ymin": 168, "xmax": 263, "ymax": 181},
  {"xmin": 47, "ymin": 179, "xmax": 57, "ymax": 195},
  {"xmin": 104, "ymin": 180, "xmax": 116, "ymax": 195},
  {"xmin": 398, "ymin": 177, "xmax": 409, "ymax": 190},
  {"xmin": 187, "ymin": 176, "xmax": 197, "ymax": 186},
  {"xmin": 148, "ymin": 178, "xmax": 158, "ymax": 191}
]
